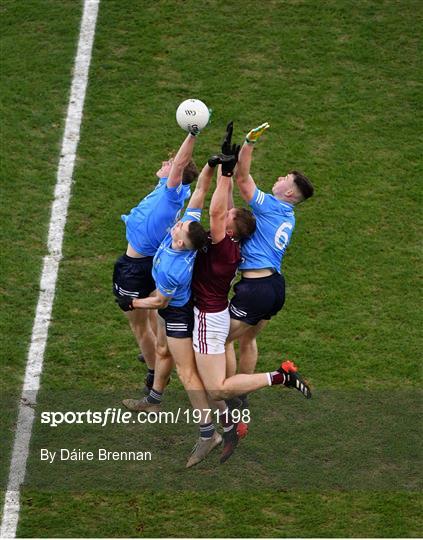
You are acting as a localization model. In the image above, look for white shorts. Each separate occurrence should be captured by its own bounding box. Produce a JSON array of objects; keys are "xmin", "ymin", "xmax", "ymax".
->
[{"xmin": 193, "ymin": 307, "xmax": 230, "ymax": 355}]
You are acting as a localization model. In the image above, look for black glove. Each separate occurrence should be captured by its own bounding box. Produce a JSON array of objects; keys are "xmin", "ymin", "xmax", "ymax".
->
[
  {"xmin": 188, "ymin": 124, "xmax": 200, "ymax": 136},
  {"xmin": 221, "ymin": 144, "xmax": 240, "ymax": 177},
  {"xmin": 208, "ymin": 155, "xmax": 221, "ymax": 168},
  {"xmin": 221, "ymin": 121, "xmax": 234, "ymax": 155},
  {"xmin": 115, "ymin": 295, "xmax": 134, "ymax": 312}
]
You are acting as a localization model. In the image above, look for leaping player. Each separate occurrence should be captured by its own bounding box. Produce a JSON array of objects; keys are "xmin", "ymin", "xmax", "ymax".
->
[
  {"xmin": 225, "ymin": 122, "xmax": 315, "ymax": 414},
  {"xmin": 113, "ymin": 132, "xmax": 198, "ymax": 394},
  {"xmin": 191, "ymin": 123, "xmax": 312, "ymax": 464}
]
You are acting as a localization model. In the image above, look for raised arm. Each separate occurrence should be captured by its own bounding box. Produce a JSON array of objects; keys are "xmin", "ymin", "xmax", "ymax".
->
[
  {"xmin": 187, "ymin": 162, "xmax": 215, "ymax": 209},
  {"xmin": 235, "ymin": 122, "xmax": 269, "ymax": 202},
  {"xmin": 227, "ymin": 175, "xmax": 234, "ymax": 210},
  {"xmin": 209, "ymin": 168, "xmax": 231, "ymax": 244},
  {"xmin": 209, "ymin": 124, "xmax": 240, "ymax": 243},
  {"xmin": 167, "ymin": 133, "xmax": 196, "ymax": 189}
]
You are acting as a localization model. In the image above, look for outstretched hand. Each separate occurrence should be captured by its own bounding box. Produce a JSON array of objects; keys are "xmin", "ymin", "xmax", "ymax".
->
[
  {"xmin": 246, "ymin": 122, "xmax": 270, "ymax": 144},
  {"xmin": 188, "ymin": 108, "xmax": 213, "ymax": 136},
  {"xmin": 221, "ymin": 121, "xmax": 234, "ymax": 154},
  {"xmin": 207, "ymin": 122, "xmax": 240, "ymax": 176},
  {"xmin": 221, "ymin": 122, "xmax": 240, "ymax": 176},
  {"xmin": 188, "ymin": 124, "xmax": 201, "ymax": 136},
  {"xmin": 220, "ymin": 145, "xmax": 240, "ymax": 177}
]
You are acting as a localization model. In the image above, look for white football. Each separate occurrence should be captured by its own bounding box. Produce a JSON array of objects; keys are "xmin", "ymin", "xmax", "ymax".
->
[{"xmin": 176, "ymin": 99, "xmax": 210, "ymax": 134}]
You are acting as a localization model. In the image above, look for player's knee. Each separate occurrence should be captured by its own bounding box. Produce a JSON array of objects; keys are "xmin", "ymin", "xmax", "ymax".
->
[
  {"xmin": 208, "ymin": 380, "xmax": 230, "ymax": 401},
  {"xmin": 175, "ymin": 364, "xmax": 195, "ymax": 388},
  {"xmin": 208, "ymin": 388, "xmax": 228, "ymax": 401},
  {"xmin": 156, "ymin": 342, "xmax": 169, "ymax": 360}
]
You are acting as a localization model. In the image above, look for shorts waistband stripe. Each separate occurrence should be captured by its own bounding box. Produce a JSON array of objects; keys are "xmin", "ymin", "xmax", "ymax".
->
[
  {"xmin": 201, "ymin": 311, "xmax": 208, "ymax": 354},
  {"xmin": 118, "ymin": 287, "xmax": 139, "ymax": 297},
  {"xmin": 199, "ymin": 311, "xmax": 204, "ymax": 354},
  {"xmin": 230, "ymin": 305, "xmax": 247, "ymax": 317}
]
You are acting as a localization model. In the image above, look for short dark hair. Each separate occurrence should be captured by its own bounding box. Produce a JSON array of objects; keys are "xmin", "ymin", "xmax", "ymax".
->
[
  {"xmin": 182, "ymin": 160, "xmax": 199, "ymax": 185},
  {"xmin": 233, "ymin": 208, "xmax": 256, "ymax": 240},
  {"xmin": 290, "ymin": 170, "xmax": 314, "ymax": 201},
  {"xmin": 187, "ymin": 221, "xmax": 208, "ymax": 250}
]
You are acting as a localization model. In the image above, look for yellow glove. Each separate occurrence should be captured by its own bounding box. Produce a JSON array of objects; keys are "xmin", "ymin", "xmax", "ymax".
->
[{"xmin": 246, "ymin": 122, "xmax": 270, "ymax": 144}]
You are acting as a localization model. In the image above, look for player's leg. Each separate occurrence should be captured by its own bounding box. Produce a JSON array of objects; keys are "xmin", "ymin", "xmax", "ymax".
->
[
  {"xmin": 167, "ymin": 336, "xmax": 212, "ymax": 421},
  {"xmin": 226, "ymin": 317, "xmax": 251, "ymax": 342},
  {"xmin": 237, "ymin": 321, "xmax": 268, "ymax": 408},
  {"xmin": 196, "ymin": 351, "xmax": 268, "ymax": 401},
  {"xmin": 226, "ymin": 311, "xmax": 312, "ymax": 400},
  {"xmin": 194, "ymin": 351, "xmax": 240, "ymax": 464},
  {"xmin": 225, "ymin": 318, "xmax": 266, "ymax": 411},
  {"xmin": 125, "ymin": 308, "xmax": 157, "ymax": 393},
  {"xmin": 225, "ymin": 341, "xmax": 237, "ymax": 377},
  {"xmin": 238, "ymin": 329, "xmax": 260, "ymax": 373},
  {"xmin": 137, "ymin": 310, "xmax": 158, "ymax": 364},
  {"xmin": 193, "ymin": 307, "xmax": 246, "ymax": 463},
  {"xmin": 160, "ymin": 303, "xmax": 222, "ymax": 466},
  {"xmin": 113, "ymin": 253, "xmax": 156, "ymax": 370},
  {"xmin": 150, "ymin": 315, "xmax": 173, "ymax": 393},
  {"xmin": 149, "ymin": 308, "xmax": 158, "ymax": 338},
  {"xmin": 197, "ymin": 350, "xmax": 312, "ymax": 402},
  {"xmin": 168, "ymin": 336, "xmax": 222, "ymax": 467},
  {"xmin": 125, "ymin": 309, "xmax": 156, "ymax": 370},
  {"xmin": 122, "ymin": 315, "xmax": 173, "ymax": 412},
  {"xmin": 161, "ymin": 303, "xmax": 212, "ymax": 421},
  {"xmin": 228, "ymin": 273, "xmax": 284, "ymax": 410}
]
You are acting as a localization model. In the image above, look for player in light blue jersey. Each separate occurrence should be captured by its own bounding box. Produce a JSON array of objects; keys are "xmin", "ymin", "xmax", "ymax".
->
[
  {"xmin": 121, "ymin": 169, "xmax": 192, "ymax": 257},
  {"xmin": 226, "ymin": 122, "xmax": 314, "ymax": 413},
  {"xmin": 113, "ymin": 132, "xmax": 199, "ymax": 393},
  {"xmin": 152, "ymin": 208, "xmax": 203, "ymax": 307},
  {"xmin": 118, "ymin": 158, "xmax": 227, "ymax": 467}
]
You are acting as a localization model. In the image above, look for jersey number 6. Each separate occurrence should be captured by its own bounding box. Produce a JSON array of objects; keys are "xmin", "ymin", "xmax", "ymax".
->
[{"xmin": 274, "ymin": 221, "xmax": 293, "ymax": 251}]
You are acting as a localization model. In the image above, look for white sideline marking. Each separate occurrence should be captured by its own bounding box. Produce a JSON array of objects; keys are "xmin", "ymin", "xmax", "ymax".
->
[{"xmin": 0, "ymin": 1, "xmax": 100, "ymax": 537}]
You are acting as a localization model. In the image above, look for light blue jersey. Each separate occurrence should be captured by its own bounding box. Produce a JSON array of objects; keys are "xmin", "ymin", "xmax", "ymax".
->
[
  {"xmin": 121, "ymin": 177, "xmax": 191, "ymax": 256},
  {"xmin": 239, "ymin": 188, "xmax": 295, "ymax": 272},
  {"xmin": 152, "ymin": 207, "xmax": 202, "ymax": 307}
]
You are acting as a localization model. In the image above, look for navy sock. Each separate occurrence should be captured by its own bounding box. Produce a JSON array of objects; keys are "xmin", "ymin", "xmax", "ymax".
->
[
  {"xmin": 146, "ymin": 388, "xmax": 162, "ymax": 404},
  {"xmin": 199, "ymin": 422, "xmax": 215, "ymax": 440},
  {"xmin": 145, "ymin": 369, "xmax": 155, "ymax": 386}
]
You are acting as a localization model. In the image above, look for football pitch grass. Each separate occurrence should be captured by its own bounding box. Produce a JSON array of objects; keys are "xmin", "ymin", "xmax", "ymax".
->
[{"xmin": 1, "ymin": 0, "xmax": 422, "ymax": 537}]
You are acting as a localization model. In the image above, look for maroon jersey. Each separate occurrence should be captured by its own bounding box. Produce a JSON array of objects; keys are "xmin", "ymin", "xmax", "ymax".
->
[{"xmin": 192, "ymin": 233, "xmax": 240, "ymax": 312}]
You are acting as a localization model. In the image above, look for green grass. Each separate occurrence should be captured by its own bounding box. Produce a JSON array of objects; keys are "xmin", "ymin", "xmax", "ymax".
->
[
  {"xmin": 1, "ymin": 0, "xmax": 422, "ymax": 537},
  {"xmin": 0, "ymin": 0, "xmax": 83, "ymax": 492},
  {"xmin": 16, "ymin": 491, "xmax": 423, "ymax": 538}
]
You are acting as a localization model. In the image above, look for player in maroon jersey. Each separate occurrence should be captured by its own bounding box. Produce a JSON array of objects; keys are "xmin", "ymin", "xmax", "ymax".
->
[{"xmin": 192, "ymin": 123, "xmax": 312, "ymax": 463}]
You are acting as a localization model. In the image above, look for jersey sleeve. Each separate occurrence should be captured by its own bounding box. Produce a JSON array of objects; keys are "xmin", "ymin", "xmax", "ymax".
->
[
  {"xmin": 181, "ymin": 207, "xmax": 202, "ymax": 223},
  {"xmin": 164, "ymin": 183, "xmax": 185, "ymax": 202},
  {"xmin": 155, "ymin": 269, "xmax": 178, "ymax": 298},
  {"xmin": 182, "ymin": 185, "xmax": 191, "ymax": 201},
  {"xmin": 248, "ymin": 188, "xmax": 276, "ymax": 215}
]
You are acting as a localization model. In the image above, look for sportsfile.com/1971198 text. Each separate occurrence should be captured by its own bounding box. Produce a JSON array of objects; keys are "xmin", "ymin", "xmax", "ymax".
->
[{"xmin": 40, "ymin": 407, "xmax": 251, "ymax": 428}]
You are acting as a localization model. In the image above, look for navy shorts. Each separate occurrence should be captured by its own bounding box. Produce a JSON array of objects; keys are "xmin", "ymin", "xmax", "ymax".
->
[
  {"xmin": 158, "ymin": 301, "xmax": 194, "ymax": 339},
  {"xmin": 229, "ymin": 273, "xmax": 285, "ymax": 326},
  {"xmin": 113, "ymin": 254, "xmax": 156, "ymax": 310}
]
